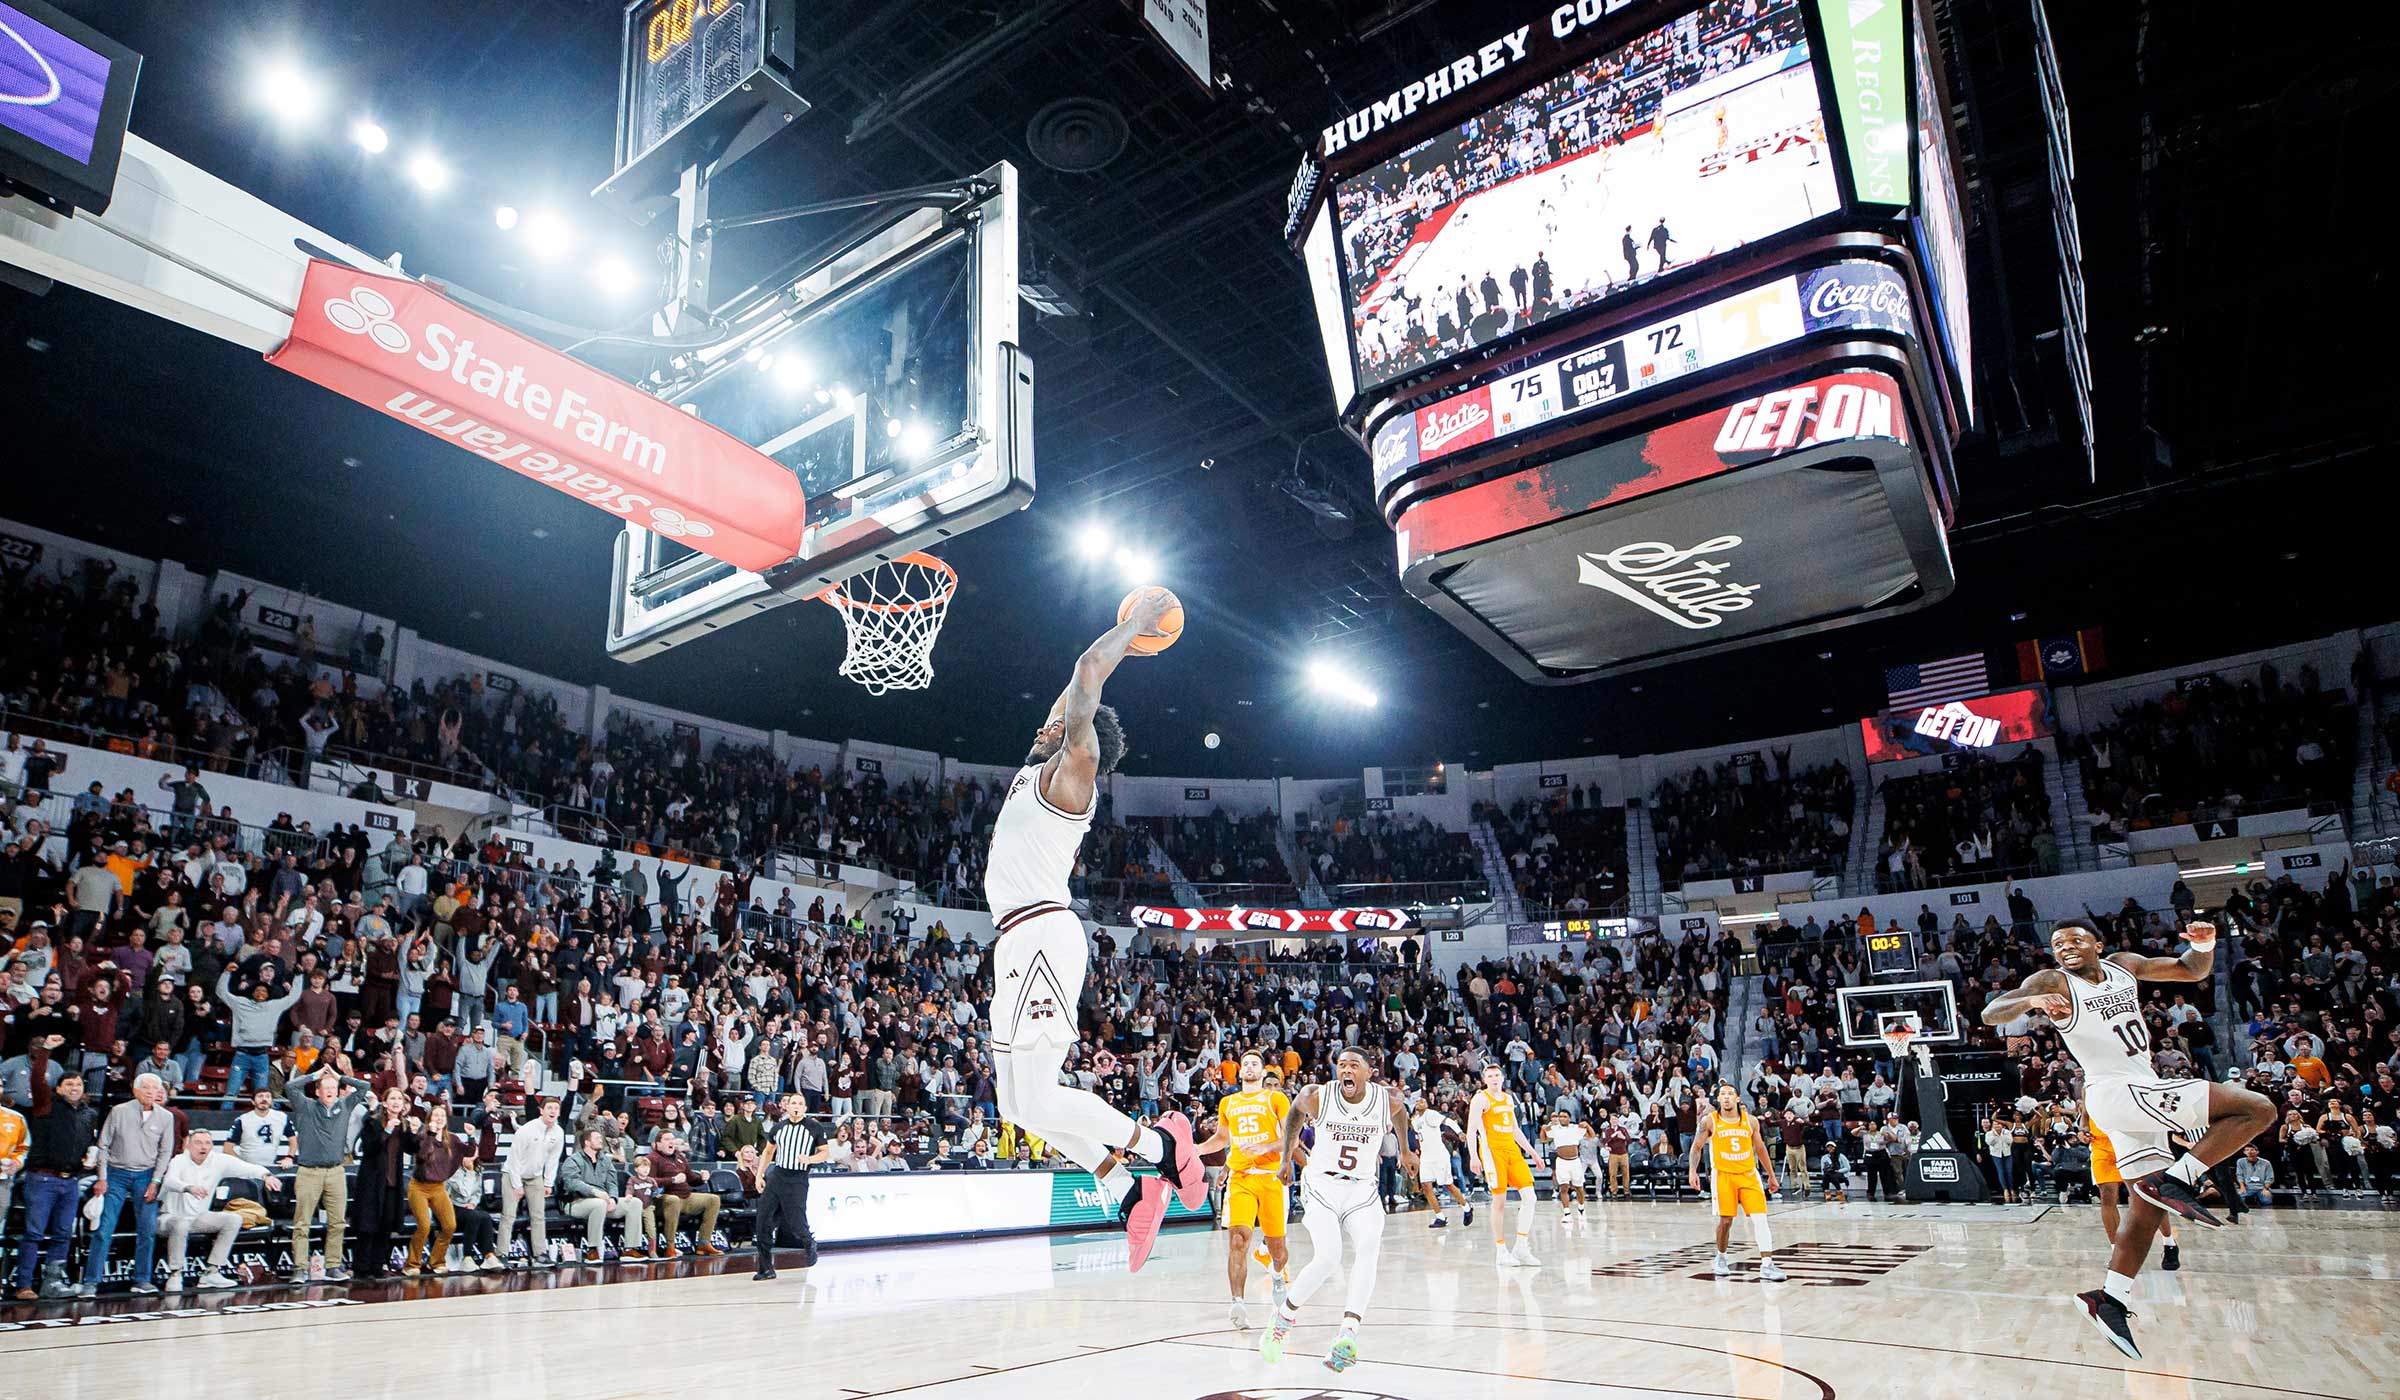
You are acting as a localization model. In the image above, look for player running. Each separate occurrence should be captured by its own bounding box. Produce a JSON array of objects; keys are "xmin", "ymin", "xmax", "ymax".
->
[
  {"xmin": 1409, "ymin": 1096, "xmax": 1473, "ymax": 1229},
  {"xmin": 1689, "ymin": 1084, "xmax": 1788, "ymax": 1281},
  {"xmin": 1980, "ymin": 918, "xmax": 2274, "ymax": 1358},
  {"xmin": 984, "ymin": 588, "xmax": 1203, "ymax": 1271},
  {"xmin": 1192, "ymin": 1049, "xmax": 1291, "ymax": 1329},
  {"xmin": 1466, "ymin": 1063, "xmax": 1541, "ymax": 1266},
  {"xmin": 1262, "ymin": 1047, "xmax": 1414, "ymax": 1373}
]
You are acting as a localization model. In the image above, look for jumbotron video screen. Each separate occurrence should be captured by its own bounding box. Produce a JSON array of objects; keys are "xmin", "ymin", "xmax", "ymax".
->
[{"xmin": 1331, "ymin": 0, "xmax": 1839, "ymax": 392}]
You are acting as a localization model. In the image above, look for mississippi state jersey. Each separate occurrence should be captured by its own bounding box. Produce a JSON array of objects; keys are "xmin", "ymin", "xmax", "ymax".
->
[
  {"xmin": 1304, "ymin": 1082, "xmax": 1390, "ymax": 1187},
  {"xmin": 2057, "ymin": 960, "xmax": 2153, "ymax": 1083},
  {"xmin": 983, "ymin": 762, "xmax": 1092, "ymax": 914}
]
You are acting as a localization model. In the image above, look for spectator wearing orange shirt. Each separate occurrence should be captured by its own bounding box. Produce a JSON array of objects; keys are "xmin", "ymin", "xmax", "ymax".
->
[{"xmin": 2291, "ymin": 1053, "xmax": 2332, "ymax": 1090}]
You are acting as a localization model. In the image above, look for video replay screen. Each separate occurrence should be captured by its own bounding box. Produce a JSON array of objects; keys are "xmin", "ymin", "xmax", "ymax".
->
[{"xmin": 1330, "ymin": 0, "xmax": 1839, "ymax": 392}]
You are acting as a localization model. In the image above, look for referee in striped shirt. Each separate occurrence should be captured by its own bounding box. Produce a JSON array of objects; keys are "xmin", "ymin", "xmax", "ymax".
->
[{"xmin": 754, "ymin": 1090, "xmax": 832, "ymax": 1280}]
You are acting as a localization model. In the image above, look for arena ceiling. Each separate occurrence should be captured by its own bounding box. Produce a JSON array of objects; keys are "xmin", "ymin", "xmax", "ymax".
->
[{"xmin": 3, "ymin": 0, "xmax": 2391, "ymax": 776}]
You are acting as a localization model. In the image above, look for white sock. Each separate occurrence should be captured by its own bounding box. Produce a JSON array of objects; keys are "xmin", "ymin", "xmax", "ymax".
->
[
  {"xmin": 2166, "ymin": 1153, "xmax": 2207, "ymax": 1187},
  {"xmin": 1096, "ymin": 1162, "xmax": 1134, "ymax": 1209},
  {"xmin": 1753, "ymin": 1218, "xmax": 1774, "ymax": 1252},
  {"xmin": 1133, "ymin": 1126, "xmax": 1164, "ymax": 1162},
  {"xmin": 2104, "ymin": 1270, "xmax": 2135, "ymax": 1303}
]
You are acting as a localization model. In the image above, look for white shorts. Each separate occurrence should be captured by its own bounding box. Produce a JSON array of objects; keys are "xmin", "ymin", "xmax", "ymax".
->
[
  {"xmin": 1302, "ymin": 1173, "xmax": 1381, "ymax": 1221},
  {"xmin": 1416, "ymin": 1154, "xmax": 1454, "ymax": 1187},
  {"xmin": 989, "ymin": 910, "xmax": 1087, "ymax": 1054},
  {"xmin": 1553, "ymin": 1157, "xmax": 1586, "ymax": 1187},
  {"xmin": 2086, "ymin": 1075, "xmax": 2212, "ymax": 1177}
]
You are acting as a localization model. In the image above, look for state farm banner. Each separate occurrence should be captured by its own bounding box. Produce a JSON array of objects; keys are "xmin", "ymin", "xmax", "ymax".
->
[
  {"xmin": 1130, "ymin": 906, "xmax": 1412, "ymax": 934},
  {"xmin": 266, "ymin": 262, "xmax": 807, "ymax": 572}
]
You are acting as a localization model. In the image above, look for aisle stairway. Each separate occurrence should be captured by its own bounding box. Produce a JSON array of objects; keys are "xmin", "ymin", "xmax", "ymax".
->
[
  {"xmin": 2351, "ymin": 686, "xmax": 2394, "ymax": 840},
  {"xmin": 1467, "ymin": 815, "xmax": 1527, "ymax": 925},
  {"xmin": 1848, "ymin": 773, "xmax": 1886, "ymax": 897},
  {"xmin": 1625, "ymin": 803, "xmax": 1661, "ymax": 915},
  {"xmin": 1718, "ymin": 972, "xmax": 1761, "ymax": 1090},
  {"xmin": 2046, "ymin": 754, "xmax": 2097, "ymax": 873},
  {"xmin": 1276, "ymin": 822, "xmax": 1330, "ymax": 906}
]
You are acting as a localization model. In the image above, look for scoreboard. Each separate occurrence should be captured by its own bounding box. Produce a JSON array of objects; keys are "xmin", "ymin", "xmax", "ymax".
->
[
  {"xmin": 601, "ymin": 0, "xmax": 807, "ymax": 203},
  {"xmin": 1866, "ymin": 928, "xmax": 1920, "ymax": 978}
]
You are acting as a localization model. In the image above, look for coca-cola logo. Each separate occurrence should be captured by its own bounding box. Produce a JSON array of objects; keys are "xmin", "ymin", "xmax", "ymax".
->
[
  {"xmin": 1574, "ymin": 535, "xmax": 1759, "ymax": 631},
  {"xmin": 1419, "ymin": 398, "xmax": 1490, "ymax": 452},
  {"xmin": 1806, "ymin": 272, "xmax": 1910, "ymax": 323},
  {"xmin": 1374, "ymin": 421, "xmax": 1416, "ymax": 471}
]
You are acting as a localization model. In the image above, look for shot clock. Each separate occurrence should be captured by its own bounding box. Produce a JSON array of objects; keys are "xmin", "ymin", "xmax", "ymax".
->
[
  {"xmin": 600, "ymin": 0, "xmax": 806, "ymax": 203},
  {"xmin": 1866, "ymin": 927, "xmax": 1920, "ymax": 978}
]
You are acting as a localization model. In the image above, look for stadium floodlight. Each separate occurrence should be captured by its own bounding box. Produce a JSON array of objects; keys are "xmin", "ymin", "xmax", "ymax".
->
[
  {"xmin": 594, "ymin": 254, "xmax": 640, "ymax": 300},
  {"xmin": 1076, "ymin": 521, "xmax": 1111, "ymax": 561},
  {"xmin": 254, "ymin": 61, "xmax": 324, "ymax": 126},
  {"xmin": 521, "ymin": 210, "xmax": 573, "ymax": 260},
  {"xmin": 349, "ymin": 118, "xmax": 389, "ymax": 155},
  {"xmin": 1307, "ymin": 658, "xmax": 1378, "ymax": 708},
  {"xmin": 899, "ymin": 421, "xmax": 934, "ymax": 458},
  {"xmin": 773, "ymin": 355, "xmax": 812, "ymax": 394},
  {"xmin": 1203, "ymin": 731, "xmax": 1221, "ymax": 749},
  {"xmin": 493, "ymin": 205, "xmax": 520, "ymax": 231},
  {"xmin": 1114, "ymin": 547, "xmax": 1159, "ymax": 583},
  {"xmin": 404, "ymin": 151, "xmax": 449, "ymax": 193}
]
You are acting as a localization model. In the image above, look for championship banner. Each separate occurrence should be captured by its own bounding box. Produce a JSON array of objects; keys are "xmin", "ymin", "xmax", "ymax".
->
[
  {"xmin": 267, "ymin": 261, "xmax": 808, "ymax": 572},
  {"xmin": 1130, "ymin": 906, "xmax": 1412, "ymax": 934}
]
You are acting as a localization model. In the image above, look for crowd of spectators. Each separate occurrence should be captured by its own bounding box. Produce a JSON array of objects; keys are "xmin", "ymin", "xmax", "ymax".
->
[
  {"xmin": 1292, "ymin": 810, "xmax": 1483, "ymax": 896},
  {"xmin": 2073, "ymin": 662, "xmax": 2355, "ymax": 831},
  {"xmin": 1874, "ymin": 750, "xmax": 2056, "ymax": 892},
  {"xmin": 1649, "ymin": 755, "xmax": 1853, "ymax": 890},
  {"xmin": 1129, "ymin": 810, "xmax": 1292, "ymax": 893},
  {"xmin": 1482, "ymin": 795, "xmax": 1628, "ymax": 917},
  {"xmin": 1336, "ymin": 0, "xmax": 1812, "ymax": 384}
]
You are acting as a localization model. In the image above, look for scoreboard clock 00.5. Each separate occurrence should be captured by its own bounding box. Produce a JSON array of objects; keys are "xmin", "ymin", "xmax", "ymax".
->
[
  {"xmin": 1866, "ymin": 929, "xmax": 1920, "ymax": 977},
  {"xmin": 602, "ymin": 0, "xmax": 807, "ymax": 203}
]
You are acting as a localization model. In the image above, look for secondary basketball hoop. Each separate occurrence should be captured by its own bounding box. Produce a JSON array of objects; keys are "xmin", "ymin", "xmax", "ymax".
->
[{"xmin": 818, "ymin": 552, "xmax": 957, "ymax": 694}]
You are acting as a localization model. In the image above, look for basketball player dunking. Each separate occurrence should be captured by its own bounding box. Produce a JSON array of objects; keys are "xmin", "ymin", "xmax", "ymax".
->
[
  {"xmin": 1688, "ymin": 1083, "xmax": 1788, "ymax": 1282},
  {"xmin": 1192, "ymin": 1049, "xmax": 1291, "ymax": 1330},
  {"xmin": 985, "ymin": 588, "xmax": 1203, "ymax": 1270},
  {"xmin": 1263, "ymin": 1047, "xmax": 1414, "ymax": 1374},
  {"xmin": 1980, "ymin": 919, "xmax": 2274, "ymax": 1358}
]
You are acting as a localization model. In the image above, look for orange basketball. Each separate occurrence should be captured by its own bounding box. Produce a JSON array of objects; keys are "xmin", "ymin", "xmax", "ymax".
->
[{"xmin": 1118, "ymin": 585, "xmax": 1184, "ymax": 655}]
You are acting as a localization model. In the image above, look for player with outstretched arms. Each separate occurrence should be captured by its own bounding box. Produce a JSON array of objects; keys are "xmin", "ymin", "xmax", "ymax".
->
[
  {"xmin": 984, "ymin": 587, "xmax": 1203, "ymax": 1271},
  {"xmin": 1546, "ymin": 1109, "xmax": 1591, "ymax": 1222},
  {"xmin": 1261, "ymin": 1047, "xmax": 1414, "ymax": 1374},
  {"xmin": 1466, "ymin": 1063, "xmax": 1542, "ymax": 1265},
  {"xmin": 1191, "ymin": 1048, "xmax": 1291, "ymax": 1330},
  {"xmin": 1979, "ymin": 918, "xmax": 2274, "ymax": 1358}
]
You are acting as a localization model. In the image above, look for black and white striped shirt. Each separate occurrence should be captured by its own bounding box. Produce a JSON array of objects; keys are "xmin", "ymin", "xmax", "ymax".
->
[{"xmin": 769, "ymin": 1121, "xmax": 817, "ymax": 1170}]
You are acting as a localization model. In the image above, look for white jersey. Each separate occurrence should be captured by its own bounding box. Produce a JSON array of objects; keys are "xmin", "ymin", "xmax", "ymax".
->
[
  {"xmin": 1545, "ymin": 1122, "xmax": 1587, "ymax": 1158},
  {"xmin": 983, "ymin": 762, "xmax": 1092, "ymax": 916},
  {"xmin": 2056, "ymin": 960, "xmax": 2153, "ymax": 1084},
  {"xmin": 1304, "ymin": 1081, "xmax": 1390, "ymax": 1192}
]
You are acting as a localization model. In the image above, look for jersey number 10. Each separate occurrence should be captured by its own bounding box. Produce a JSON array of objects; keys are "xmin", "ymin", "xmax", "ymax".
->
[{"xmin": 2110, "ymin": 1020, "xmax": 2150, "ymax": 1057}]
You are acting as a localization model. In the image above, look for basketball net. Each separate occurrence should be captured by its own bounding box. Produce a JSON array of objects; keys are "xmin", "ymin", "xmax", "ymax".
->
[
  {"xmin": 1880, "ymin": 1023, "xmax": 1930, "ymax": 1075},
  {"xmin": 818, "ymin": 553, "xmax": 957, "ymax": 694}
]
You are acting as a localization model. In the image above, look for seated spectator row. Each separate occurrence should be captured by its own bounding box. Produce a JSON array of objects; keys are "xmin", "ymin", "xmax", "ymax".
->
[
  {"xmin": 1875, "ymin": 750, "xmax": 2054, "ymax": 892},
  {"xmin": 2074, "ymin": 660, "xmax": 2355, "ymax": 830},
  {"xmin": 1482, "ymin": 798, "xmax": 1627, "ymax": 917},
  {"xmin": 1651, "ymin": 755, "xmax": 1852, "ymax": 890},
  {"xmin": 1292, "ymin": 811, "xmax": 1483, "ymax": 893}
]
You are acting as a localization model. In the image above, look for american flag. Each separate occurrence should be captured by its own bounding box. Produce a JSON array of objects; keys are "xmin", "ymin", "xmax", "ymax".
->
[{"xmin": 1885, "ymin": 654, "xmax": 1990, "ymax": 709}]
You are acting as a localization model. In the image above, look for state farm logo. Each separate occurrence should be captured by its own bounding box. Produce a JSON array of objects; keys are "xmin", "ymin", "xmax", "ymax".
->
[
  {"xmin": 646, "ymin": 507, "xmax": 714, "ymax": 539},
  {"xmin": 1417, "ymin": 392, "xmax": 1492, "ymax": 454},
  {"xmin": 1575, "ymin": 535, "xmax": 1758, "ymax": 631},
  {"xmin": 325, "ymin": 287, "xmax": 412, "ymax": 354},
  {"xmin": 1806, "ymin": 273, "xmax": 1910, "ymax": 323}
]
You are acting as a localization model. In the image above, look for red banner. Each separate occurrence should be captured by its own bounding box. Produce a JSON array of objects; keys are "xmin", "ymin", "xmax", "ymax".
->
[
  {"xmin": 266, "ymin": 263, "xmax": 807, "ymax": 572},
  {"xmin": 1129, "ymin": 906, "xmax": 1412, "ymax": 934}
]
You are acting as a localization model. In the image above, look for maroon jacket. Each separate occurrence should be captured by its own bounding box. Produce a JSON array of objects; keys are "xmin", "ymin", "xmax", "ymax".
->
[{"xmin": 648, "ymin": 1146, "xmax": 699, "ymax": 1198}]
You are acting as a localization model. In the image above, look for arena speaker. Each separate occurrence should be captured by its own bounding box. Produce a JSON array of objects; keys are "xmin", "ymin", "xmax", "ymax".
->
[{"xmin": 1285, "ymin": 0, "xmax": 1974, "ymax": 682}]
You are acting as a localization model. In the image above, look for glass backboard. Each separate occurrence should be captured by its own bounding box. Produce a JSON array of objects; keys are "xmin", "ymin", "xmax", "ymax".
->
[
  {"xmin": 607, "ymin": 160, "xmax": 1031, "ymax": 660},
  {"xmin": 1834, "ymin": 979, "xmax": 1962, "ymax": 1048}
]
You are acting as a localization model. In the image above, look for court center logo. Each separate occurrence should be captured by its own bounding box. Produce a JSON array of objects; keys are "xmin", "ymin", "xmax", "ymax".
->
[
  {"xmin": 1575, "ymin": 535, "xmax": 1759, "ymax": 630},
  {"xmin": 324, "ymin": 287, "xmax": 413, "ymax": 354},
  {"xmin": 1194, "ymin": 1391, "xmax": 1412, "ymax": 1400}
]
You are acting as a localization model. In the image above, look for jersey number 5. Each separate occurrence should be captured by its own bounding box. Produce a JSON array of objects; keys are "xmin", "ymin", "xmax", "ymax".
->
[{"xmin": 1336, "ymin": 1143, "xmax": 1360, "ymax": 1173}]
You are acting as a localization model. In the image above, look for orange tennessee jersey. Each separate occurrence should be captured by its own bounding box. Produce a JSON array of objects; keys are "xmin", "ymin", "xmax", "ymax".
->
[
  {"xmin": 1477, "ymin": 1091, "xmax": 1525, "ymax": 1159},
  {"xmin": 1709, "ymin": 1108, "xmax": 1763, "ymax": 1178},
  {"xmin": 1220, "ymin": 1088, "xmax": 1291, "ymax": 1174}
]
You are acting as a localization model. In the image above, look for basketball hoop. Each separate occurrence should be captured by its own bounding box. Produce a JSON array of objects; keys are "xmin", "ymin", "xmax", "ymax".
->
[
  {"xmin": 818, "ymin": 553, "xmax": 958, "ymax": 694},
  {"xmin": 1878, "ymin": 1012, "xmax": 1928, "ymax": 1073}
]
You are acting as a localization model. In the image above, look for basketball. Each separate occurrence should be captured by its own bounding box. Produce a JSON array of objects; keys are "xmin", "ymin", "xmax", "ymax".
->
[{"xmin": 1118, "ymin": 585, "xmax": 1184, "ymax": 654}]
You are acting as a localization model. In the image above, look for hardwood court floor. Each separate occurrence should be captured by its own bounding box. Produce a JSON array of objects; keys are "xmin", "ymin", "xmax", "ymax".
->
[{"xmin": 4, "ymin": 1199, "xmax": 2391, "ymax": 1400}]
